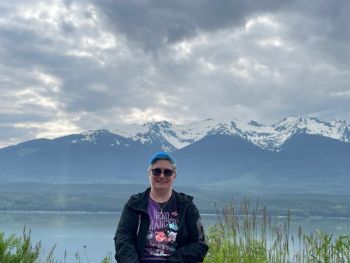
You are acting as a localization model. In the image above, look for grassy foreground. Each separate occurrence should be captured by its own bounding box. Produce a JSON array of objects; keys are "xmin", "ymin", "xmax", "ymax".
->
[
  {"xmin": 1, "ymin": 201, "xmax": 349, "ymax": 263},
  {"xmin": 204, "ymin": 200, "xmax": 350, "ymax": 263}
]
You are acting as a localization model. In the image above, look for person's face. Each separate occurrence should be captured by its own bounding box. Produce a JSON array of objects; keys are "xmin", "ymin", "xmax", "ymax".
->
[{"xmin": 148, "ymin": 160, "xmax": 176, "ymax": 191}]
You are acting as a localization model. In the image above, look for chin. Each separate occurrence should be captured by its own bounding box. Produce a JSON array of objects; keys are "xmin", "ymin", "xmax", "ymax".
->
[{"xmin": 154, "ymin": 183, "xmax": 170, "ymax": 189}]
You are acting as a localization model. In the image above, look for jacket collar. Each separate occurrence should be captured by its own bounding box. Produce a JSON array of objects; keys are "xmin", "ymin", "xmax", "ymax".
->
[
  {"xmin": 127, "ymin": 187, "xmax": 193, "ymax": 213},
  {"xmin": 127, "ymin": 187, "xmax": 150, "ymax": 213}
]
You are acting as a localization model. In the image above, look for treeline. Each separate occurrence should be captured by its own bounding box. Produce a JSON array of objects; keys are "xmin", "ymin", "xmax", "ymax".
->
[{"xmin": 1, "ymin": 183, "xmax": 350, "ymax": 216}]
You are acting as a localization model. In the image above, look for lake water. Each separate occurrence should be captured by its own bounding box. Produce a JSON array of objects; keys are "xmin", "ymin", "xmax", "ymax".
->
[{"xmin": 1, "ymin": 211, "xmax": 350, "ymax": 263}]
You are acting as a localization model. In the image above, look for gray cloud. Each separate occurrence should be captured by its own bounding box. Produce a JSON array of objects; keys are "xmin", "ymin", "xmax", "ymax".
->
[
  {"xmin": 93, "ymin": 0, "xmax": 289, "ymax": 51},
  {"xmin": 0, "ymin": 0, "xmax": 350, "ymax": 147}
]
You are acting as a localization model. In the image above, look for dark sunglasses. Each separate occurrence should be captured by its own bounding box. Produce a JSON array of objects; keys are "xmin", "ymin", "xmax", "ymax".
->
[{"xmin": 151, "ymin": 168, "xmax": 174, "ymax": 177}]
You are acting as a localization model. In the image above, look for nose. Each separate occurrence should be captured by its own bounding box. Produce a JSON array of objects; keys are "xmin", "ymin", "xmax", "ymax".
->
[{"xmin": 158, "ymin": 172, "xmax": 166, "ymax": 178}]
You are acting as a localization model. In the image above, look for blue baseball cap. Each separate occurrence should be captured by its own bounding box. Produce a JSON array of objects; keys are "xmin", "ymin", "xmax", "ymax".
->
[{"xmin": 149, "ymin": 152, "xmax": 176, "ymax": 165}]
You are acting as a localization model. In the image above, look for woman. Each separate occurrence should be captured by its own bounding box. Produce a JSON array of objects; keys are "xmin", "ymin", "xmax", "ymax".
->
[{"xmin": 114, "ymin": 152, "xmax": 208, "ymax": 263}]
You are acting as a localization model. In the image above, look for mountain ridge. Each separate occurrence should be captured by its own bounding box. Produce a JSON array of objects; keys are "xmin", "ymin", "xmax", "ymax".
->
[
  {"xmin": 106, "ymin": 116, "xmax": 350, "ymax": 151},
  {"xmin": 46, "ymin": 116, "xmax": 350, "ymax": 150},
  {"xmin": 0, "ymin": 116, "xmax": 349, "ymax": 193},
  {"xmin": 2, "ymin": 115, "xmax": 349, "ymax": 152}
]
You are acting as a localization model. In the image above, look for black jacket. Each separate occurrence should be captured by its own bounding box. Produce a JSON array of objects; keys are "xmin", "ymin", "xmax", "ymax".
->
[{"xmin": 114, "ymin": 187, "xmax": 209, "ymax": 263}]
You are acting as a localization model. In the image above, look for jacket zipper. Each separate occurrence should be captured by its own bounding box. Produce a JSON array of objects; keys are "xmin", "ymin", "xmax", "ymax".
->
[{"xmin": 136, "ymin": 213, "xmax": 141, "ymax": 236}]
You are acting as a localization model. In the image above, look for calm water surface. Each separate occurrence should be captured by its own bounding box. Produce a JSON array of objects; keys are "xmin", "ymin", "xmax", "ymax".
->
[{"xmin": 1, "ymin": 211, "xmax": 350, "ymax": 263}]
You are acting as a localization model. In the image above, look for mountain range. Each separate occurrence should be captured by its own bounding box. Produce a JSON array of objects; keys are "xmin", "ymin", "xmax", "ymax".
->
[{"xmin": 0, "ymin": 116, "xmax": 349, "ymax": 193}]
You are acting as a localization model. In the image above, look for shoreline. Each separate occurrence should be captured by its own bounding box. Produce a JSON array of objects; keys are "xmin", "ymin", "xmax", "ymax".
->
[{"xmin": 1, "ymin": 210, "xmax": 350, "ymax": 219}]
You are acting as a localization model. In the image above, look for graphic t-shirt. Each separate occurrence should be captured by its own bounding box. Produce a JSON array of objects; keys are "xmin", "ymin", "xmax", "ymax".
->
[{"xmin": 141, "ymin": 194, "xmax": 179, "ymax": 262}]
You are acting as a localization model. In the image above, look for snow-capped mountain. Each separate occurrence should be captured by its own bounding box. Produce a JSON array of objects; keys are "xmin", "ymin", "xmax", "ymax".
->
[
  {"xmin": 1, "ymin": 115, "xmax": 349, "ymax": 192},
  {"xmin": 103, "ymin": 116, "xmax": 350, "ymax": 151},
  {"xmin": 36, "ymin": 116, "xmax": 349, "ymax": 153}
]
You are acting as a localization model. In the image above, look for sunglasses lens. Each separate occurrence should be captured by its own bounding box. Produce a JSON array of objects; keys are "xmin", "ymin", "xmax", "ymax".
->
[
  {"xmin": 152, "ymin": 168, "xmax": 162, "ymax": 176},
  {"xmin": 151, "ymin": 168, "xmax": 174, "ymax": 177},
  {"xmin": 163, "ymin": 169, "xmax": 174, "ymax": 177}
]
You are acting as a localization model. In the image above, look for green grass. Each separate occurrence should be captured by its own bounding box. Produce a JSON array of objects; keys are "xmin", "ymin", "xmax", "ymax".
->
[
  {"xmin": 203, "ymin": 200, "xmax": 350, "ymax": 263},
  {"xmin": 0, "ymin": 227, "xmax": 113, "ymax": 263},
  {"xmin": 1, "ymin": 200, "xmax": 349, "ymax": 263},
  {"xmin": 0, "ymin": 227, "xmax": 40, "ymax": 263}
]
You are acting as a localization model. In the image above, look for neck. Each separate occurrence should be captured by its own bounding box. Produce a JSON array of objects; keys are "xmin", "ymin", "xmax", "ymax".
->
[{"xmin": 150, "ymin": 188, "xmax": 173, "ymax": 203}]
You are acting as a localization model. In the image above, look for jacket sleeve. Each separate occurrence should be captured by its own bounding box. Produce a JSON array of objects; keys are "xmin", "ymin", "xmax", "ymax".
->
[
  {"xmin": 114, "ymin": 203, "xmax": 140, "ymax": 263},
  {"xmin": 166, "ymin": 203, "xmax": 209, "ymax": 263}
]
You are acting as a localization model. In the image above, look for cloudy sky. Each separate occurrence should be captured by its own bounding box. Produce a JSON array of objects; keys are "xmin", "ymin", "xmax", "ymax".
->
[{"xmin": 1, "ymin": 0, "xmax": 350, "ymax": 147}]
